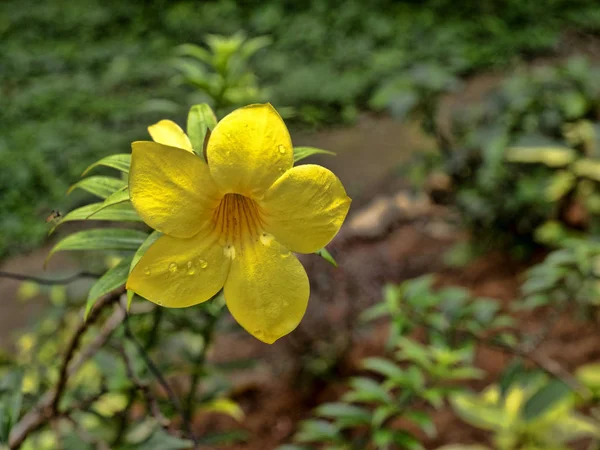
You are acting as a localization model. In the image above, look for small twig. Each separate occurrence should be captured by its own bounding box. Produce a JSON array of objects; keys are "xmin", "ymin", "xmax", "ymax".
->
[
  {"xmin": 0, "ymin": 270, "xmax": 101, "ymax": 285},
  {"xmin": 121, "ymin": 306, "xmax": 198, "ymax": 445},
  {"xmin": 116, "ymin": 343, "xmax": 170, "ymax": 427},
  {"xmin": 9, "ymin": 290, "xmax": 122, "ymax": 449},
  {"xmin": 184, "ymin": 312, "xmax": 219, "ymax": 424}
]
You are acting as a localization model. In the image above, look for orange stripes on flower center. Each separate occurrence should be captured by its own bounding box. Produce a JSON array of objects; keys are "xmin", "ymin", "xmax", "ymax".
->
[{"xmin": 212, "ymin": 193, "xmax": 264, "ymax": 248}]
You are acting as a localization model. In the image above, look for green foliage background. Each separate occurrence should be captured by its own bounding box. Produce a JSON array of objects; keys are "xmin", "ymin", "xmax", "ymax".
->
[{"xmin": 4, "ymin": 0, "xmax": 600, "ymax": 258}]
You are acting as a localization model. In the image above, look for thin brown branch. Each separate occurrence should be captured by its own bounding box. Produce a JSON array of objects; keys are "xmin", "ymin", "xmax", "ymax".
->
[
  {"xmin": 121, "ymin": 306, "xmax": 198, "ymax": 445},
  {"xmin": 8, "ymin": 289, "xmax": 123, "ymax": 450},
  {"xmin": 116, "ymin": 343, "xmax": 170, "ymax": 427},
  {"xmin": 0, "ymin": 271, "xmax": 101, "ymax": 285}
]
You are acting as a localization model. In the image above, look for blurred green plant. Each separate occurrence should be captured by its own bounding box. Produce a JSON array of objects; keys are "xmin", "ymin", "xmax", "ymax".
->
[
  {"xmin": 279, "ymin": 276, "xmax": 515, "ymax": 450},
  {"xmin": 450, "ymin": 375, "xmax": 600, "ymax": 450},
  {"xmin": 173, "ymin": 33, "xmax": 272, "ymax": 114}
]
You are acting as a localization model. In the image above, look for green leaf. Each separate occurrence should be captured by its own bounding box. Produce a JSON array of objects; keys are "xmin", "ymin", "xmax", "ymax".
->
[
  {"xmin": 359, "ymin": 302, "xmax": 389, "ymax": 322},
  {"xmin": 343, "ymin": 377, "xmax": 391, "ymax": 404},
  {"xmin": 130, "ymin": 231, "xmax": 162, "ymax": 274},
  {"xmin": 499, "ymin": 359, "xmax": 524, "ymax": 399},
  {"xmin": 504, "ymin": 146, "xmax": 576, "ymax": 167},
  {"xmin": 0, "ymin": 368, "xmax": 24, "ymax": 444},
  {"xmin": 315, "ymin": 247, "xmax": 337, "ymax": 267},
  {"xmin": 406, "ymin": 411, "xmax": 436, "ymax": 438},
  {"xmin": 85, "ymin": 257, "xmax": 132, "ymax": 319},
  {"xmin": 199, "ymin": 398, "xmax": 245, "ymax": 422},
  {"xmin": 86, "ymin": 187, "xmax": 130, "ymax": 219},
  {"xmin": 82, "ymin": 154, "xmax": 131, "ymax": 176},
  {"xmin": 127, "ymin": 426, "xmax": 193, "ymax": 450},
  {"xmin": 187, "ymin": 103, "xmax": 217, "ymax": 159},
  {"xmin": 545, "ymin": 171, "xmax": 576, "ymax": 202},
  {"xmin": 372, "ymin": 404, "xmax": 399, "ymax": 429},
  {"xmin": 67, "ymin": 176, "xmax": 127, "ymax": 199},
  {"xmin": 522, "ymin": 379, "xmax": 571, "ymax": 421},
  {"xmin": 50, "ymin": 202, "xmax": 141, "ymax": 234},
  {"xmin": 293, "ymin": 146, "xmax": 336, "ymax": 162},
  {"xmin": 196, "ymin": 430, "xmax": 248, "ymax": 446},
  {"xmin": 362, "ymin": 357, "xmax": 404, "ymax": 379},
  {"xmin": 295, "ymin": 420, "xmax": 340, "ymax": 444},
  {"xmin": 127, "ymin": 230, "xmax": 161, "ymax": 310},
  {"xmin": 573, "ymin": 158, "xmax": 600, "ymax": 182},
  {"xmin": 47, "ymin": 229, "xmax": 148, "ymax": 263},
  {"xmin": 315, "ymin": 403, "xmax": 371, "ymax": 426}
]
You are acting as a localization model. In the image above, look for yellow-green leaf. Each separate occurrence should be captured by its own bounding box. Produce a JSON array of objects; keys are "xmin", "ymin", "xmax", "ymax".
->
[
  {"xmin": 85, "ymin": 257, "xmax": 131, "ymax": 319},
  {"xmin": 49, "ymin": 202, "xmax": 142, "ymax": 234},
  {"xmin": 82, "ymin": 154, "xmax": 131, "ymax": 176},
  {"xmin": 187, "ymin": 104, "xmax": 217, "ymax": 159},
  {"xmin": 505, "ymin": 146, "xmax": 576, "ymax": 167},
  {"xmin": 67, "ymin": 176, "xmax": 127, "ymax": 199},
  {"xmin": 47, "ymin": 229, "xmax": 148, "ymax": 264},
  {"xmin": 294, "ymin": 146, "xmax": 336, "ymax": 163},
  {"xmin": 85, "ymin": 187, "xmax": 130, "ymax": 219}
]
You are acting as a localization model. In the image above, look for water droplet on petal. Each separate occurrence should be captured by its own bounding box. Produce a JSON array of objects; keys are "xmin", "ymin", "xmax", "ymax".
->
[
  {"xmin": 260, "ymin": 233, "xmax": 274, "ymax": 246},
  {"xmin": 144, "ymin": 267, "xmax": 151, "ymax": 276},
  {"xmin": 280, "ymin": 248, "xmax": 291, "ymax": 258},
  {"xmin": 278, "ymin": 145, "xmax": 286, "ymax": 154},
  {"xmin": 199, "ymin": 259, "xmax": 208, "ymax": 269},
  {"xmin": 168, "ymin": 262, "xmax": 178, "ymax": 273},
  {"xmin": 186, "ymin": 261, "xmax": 195, "ymax": 275}
]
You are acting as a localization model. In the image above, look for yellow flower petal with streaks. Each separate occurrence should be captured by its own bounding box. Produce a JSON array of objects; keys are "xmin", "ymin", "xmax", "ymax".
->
[
  {"xmin": 148, "ymin": 119, "xmax": 193, "ymax": 152},
  {"xmin": 261, "ymin": 164, "xmax": 351, "ymax": 253},
  {"xmin": 129, "ymin": 141, "xmax": 221, "ymax": 238},
  {"xmin": 224, "ymin": 233, "xmax": 309, "ymax": 344},
  {"xmin": 207, "ymin": 104, "xmax": 293, "ymax": 198}
]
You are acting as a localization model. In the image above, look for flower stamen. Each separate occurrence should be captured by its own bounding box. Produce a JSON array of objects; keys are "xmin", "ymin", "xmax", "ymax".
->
[{"xmin": 212, "ymin": 194, "xmax": 263, "ymax": 251}]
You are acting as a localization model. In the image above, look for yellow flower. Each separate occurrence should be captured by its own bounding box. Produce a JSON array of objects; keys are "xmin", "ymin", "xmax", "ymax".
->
[{"xmin": 126, "ymin": 104, "xmax": 351, "ymax": 343}]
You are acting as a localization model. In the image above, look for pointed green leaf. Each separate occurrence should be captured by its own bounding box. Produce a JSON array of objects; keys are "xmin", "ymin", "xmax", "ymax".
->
[
  {"xmin": 85, "ymin": 257, "xmax": 131, "ymax": 319},
  {"xmin": 86, "ymin": 187, "xmax": 130, "ymax": 219},
  {"xmin": 294, "ymin": 147, "xmax": 336, "ymax": 163},
  {"xmin": 130, "ymin": 231, "xmax": 162, "ymax": 273},
  {"xmin": 315, "ymin": 403, "xmax": 371, "ymax": 426},
  {"xmin": 50, "ymin": 202, "xmax": 142, "ymax": 234},
  {"xmin": 315, "ymin": 248, "xmax": 337, "ymax": 267},
  {"xmin": 573, "ymin": 158, "xmax": 600, "ymax": 182},
  {"xmin": 362, "ymin": 357, "xmax": 404, "ymax": 379},
  {"xmin": 67, "ymin": 176, "xmax": 127, "ymax": 199},
  {"xmin": 82, "ymin": 154, "xmax": 131, "ymax": 176},
  {"xmin": 47, "ymin": 229, "xmax": 148, "ymax": 263},
  {"xmin": 127, "ymin": 231, "xmax": 162, "ymax": 310},
  {"xmin": 187, "ymin": 104, "xmax": 217, "ymax": 159},
  {"xmin": 522, "ymin": 379, "xmax": 571, "ymax": 421},
  {"xmin": 504, "ymin": 146, "xmax": 575, "ymax": 167}
]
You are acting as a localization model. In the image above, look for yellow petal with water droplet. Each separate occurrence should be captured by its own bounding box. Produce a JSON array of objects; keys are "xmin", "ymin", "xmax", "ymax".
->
[
  {"xmin": 206, "ymin": 104, "xmax": 293, "ymax": 197},
  {"xmin": 224, "ymin": 235, "xmax": 308, "ymax": 344},
  {"xmin": 127, "ymin": 226, "xmax": 230, "ymax": 308},
  {"xmin": 261, "ymin": 164, "xmax": 351, "ymax": 253},
  {"xmin": 148, "ymin": 120, "xmax": 194, "ymax": 152}
]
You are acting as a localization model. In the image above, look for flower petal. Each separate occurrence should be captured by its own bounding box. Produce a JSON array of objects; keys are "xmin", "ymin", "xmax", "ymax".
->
[
  {"xmin": 127, "ymin": 228, "xmax": 230, "ymax": 308},
  {"xmin": 224, "ymin": 234, "xmax": 309, "ymax": 344},
  {"xmin": 148, "ymin": 120, "xmax": 193, "ymax": 152},
  {"xmin": 129, "ymin": 141, "xmax": 221, "ymax": 238},
  {"xmin": 261, "ymin": 164, "xmax": 351, "ymax": 253},
  {"xmin": 207, "ymin": 104, "xmax": 293, "ymax": 198}
]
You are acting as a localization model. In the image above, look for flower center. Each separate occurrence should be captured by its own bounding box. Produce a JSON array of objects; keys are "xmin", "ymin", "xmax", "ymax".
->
[{"xmin": 212, "ymin": 193, "xmax": 263, "ymax": 250}]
